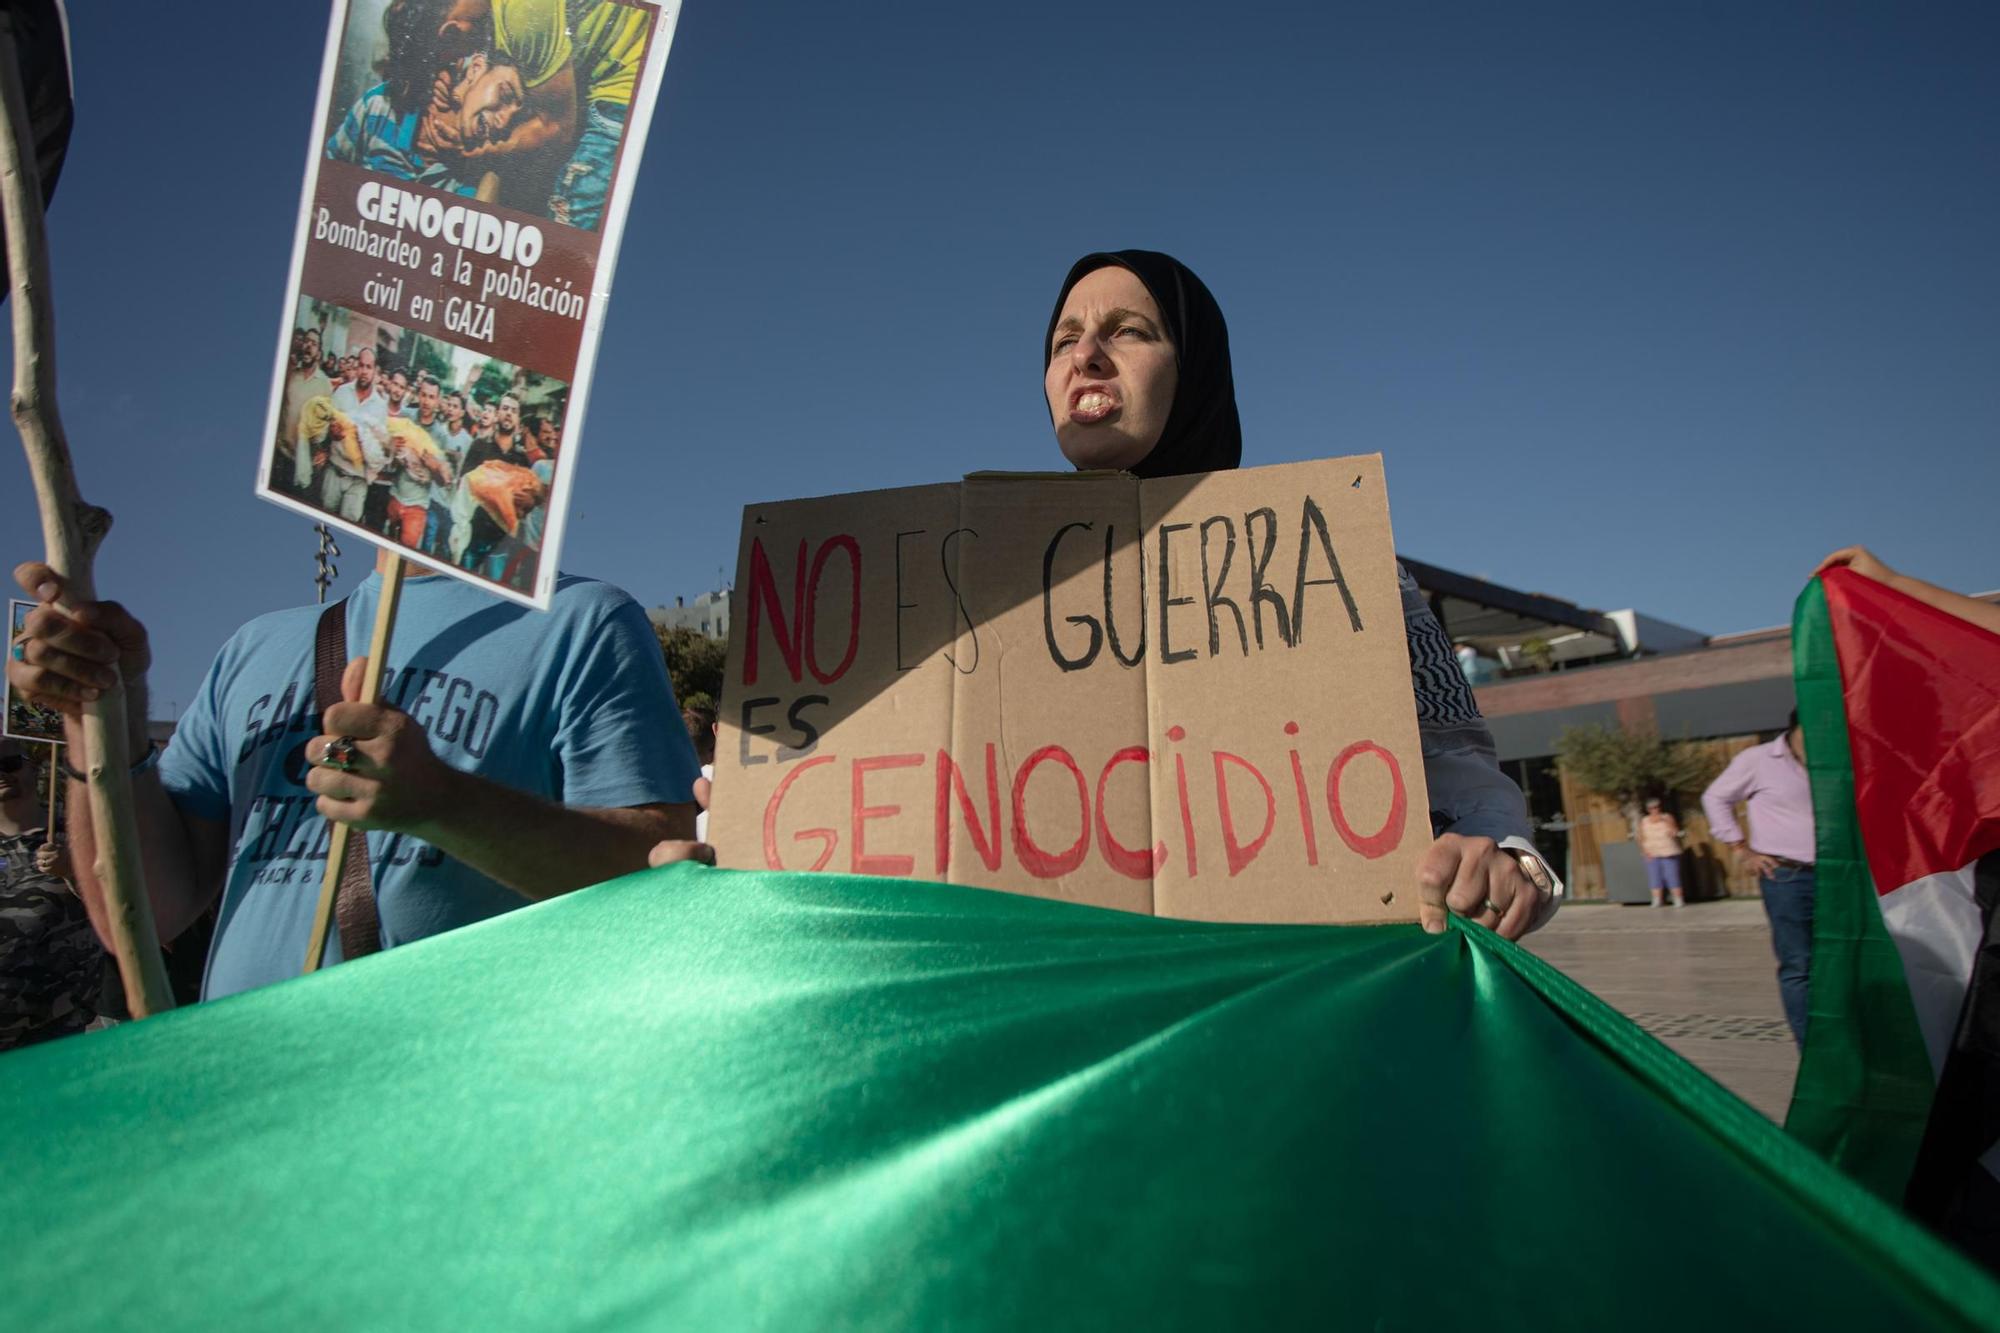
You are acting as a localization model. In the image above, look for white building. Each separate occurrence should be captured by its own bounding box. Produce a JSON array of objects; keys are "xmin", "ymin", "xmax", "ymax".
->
[{"xmin": 648, "ymin": 589, "xmax": 730, "ymax": 641}]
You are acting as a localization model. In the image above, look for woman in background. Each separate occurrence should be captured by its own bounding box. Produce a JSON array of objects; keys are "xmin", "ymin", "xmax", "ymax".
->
[{"xmin": 1637, "ymin": 796, "xmax": 1686, "ymax": 908}]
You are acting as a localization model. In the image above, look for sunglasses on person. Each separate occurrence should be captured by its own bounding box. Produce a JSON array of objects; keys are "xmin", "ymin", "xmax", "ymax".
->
[{"xmin": 0, "ymin": 754, "xmax": 29, "ymax": 773}]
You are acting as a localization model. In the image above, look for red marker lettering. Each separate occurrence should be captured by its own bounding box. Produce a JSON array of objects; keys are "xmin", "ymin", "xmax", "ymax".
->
[
  {"xmin": 1212, "ymin": 751, "xmax": 1275, "ymax": 876},
  {"xmin": 763, "ymin": 753, "xmax": 837, "ymax": 870},
  {"xmin": 1285, "ymin": 721, "xmax": 1318, "ymax": 866},
  {"xmin": 743, "ymin": 536, "xmax": 806, "ymax": 685},
  {"xmin": 1011, "ymin": 745, "xmax": 1090, "ymax": 879},
  {"xmin": 1325, "ymin": 740, "xmax": 1407, "ymax": 860},
  {"xmin": 1095, "ymin": 746, "xmax": 1165, "ymax": 880},
  {"xmin": 1166, "ymin": 725, "xmax": 1198, "ymax": 878},
  {"xmin": 804, "ymin": 534, "xmax": 862, "ymax": 685},
  {"xmin": 934, "ymin": 744, "xmax": 1003, "ymax": 875},
  {"xmin": 851, "ymin": 752, "xmax": 923, "ymax": 876}
]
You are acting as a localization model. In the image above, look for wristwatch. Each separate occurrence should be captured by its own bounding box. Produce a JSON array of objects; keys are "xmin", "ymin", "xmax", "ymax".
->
[
  {"xmin": 1505, "ymin": 847, "xmax": 1555, "ymax": 895},
  {"xmin": 1502, "ymin": 844, "xmax": 1563, "ymax": 930}
]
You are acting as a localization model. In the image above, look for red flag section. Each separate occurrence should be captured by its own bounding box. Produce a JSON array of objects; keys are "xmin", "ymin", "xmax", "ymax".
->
[{"xmin": 1823, "ymin": 568, "xmax": 2000, "ymax": 894}]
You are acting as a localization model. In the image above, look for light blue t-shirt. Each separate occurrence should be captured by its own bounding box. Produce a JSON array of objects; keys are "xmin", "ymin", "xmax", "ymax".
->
[{"xmin": 161, "ymin": 571, "xmax": 697, "ymax": 1001}]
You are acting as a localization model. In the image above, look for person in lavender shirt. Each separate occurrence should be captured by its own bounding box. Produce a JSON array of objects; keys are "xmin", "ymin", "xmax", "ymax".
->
[{"xmin": 1702, "ymin": 710, "xmax": 1816, "ymax": 1044}]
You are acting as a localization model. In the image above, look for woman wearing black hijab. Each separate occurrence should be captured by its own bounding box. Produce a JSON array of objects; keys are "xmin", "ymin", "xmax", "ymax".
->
[{"xmin": 1044, "ymin": 251, "xmax": 1560, "ymax": 940}]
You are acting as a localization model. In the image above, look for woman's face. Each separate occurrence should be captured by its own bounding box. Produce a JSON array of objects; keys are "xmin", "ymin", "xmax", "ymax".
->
[{"xmin": 1045, "ymin": 265, "xmax": 1178, "ymax": 471}]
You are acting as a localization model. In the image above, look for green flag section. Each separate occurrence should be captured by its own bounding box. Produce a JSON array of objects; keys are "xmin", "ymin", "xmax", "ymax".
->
[
  {"xmin": 6, "ymin": 865, "xmax": 1999, "ymax": 1330},
  {"xmin": 1788, "ymin": 572, "xmax": 1938, "ymax": 1193},
  {"xmin": 1789, "ymin": 570, "xmax": 2000, "ymax": 1201}
]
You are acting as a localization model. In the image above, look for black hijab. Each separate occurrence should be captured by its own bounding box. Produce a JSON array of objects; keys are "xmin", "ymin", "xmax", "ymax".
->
[{"xmin": 1043, "ymin": 250, "xmax": 1242, "ymax": 478}]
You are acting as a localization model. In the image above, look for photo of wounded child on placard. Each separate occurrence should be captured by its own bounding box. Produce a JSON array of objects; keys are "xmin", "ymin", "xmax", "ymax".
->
[
  {"xmin": 323, "ymin": 0, "xmax": 656, "ymax": 233},
  {"xmin": 270, "ymin": 296, "xmax": 568, "ymax": 596}
]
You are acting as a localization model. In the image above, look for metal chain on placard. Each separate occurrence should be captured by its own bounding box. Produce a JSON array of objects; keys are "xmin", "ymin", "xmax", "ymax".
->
[{"xmin": 314, "ymin": 523, "xmax": 341, "ymax": 605}]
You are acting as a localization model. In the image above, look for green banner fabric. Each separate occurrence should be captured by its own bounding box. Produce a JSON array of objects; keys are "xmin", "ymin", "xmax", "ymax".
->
[
  {"xmin": 1785, "ymin": 575, "xmax": 1937, "ymax": 1198},
  {"xmin": 5, "ymin": 864, "xmax": 1998, "ymax": 1330}
]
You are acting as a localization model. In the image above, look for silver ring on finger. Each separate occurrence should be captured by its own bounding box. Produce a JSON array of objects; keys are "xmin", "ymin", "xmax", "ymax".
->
[{"xmin": 319, "ymin": 735, "xmax": 360, "ymax": 772}]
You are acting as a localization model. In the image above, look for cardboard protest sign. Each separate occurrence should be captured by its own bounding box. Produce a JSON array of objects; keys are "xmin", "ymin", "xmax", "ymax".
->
[
  {"xmin": 255, "ymin": 0, "xmax": 682, "ymax": 608},
  {"xmin": 5, "ymin": 600, "xmax": 63, "ymax": 743},
  {"xmin": 710, "ymin": 456, "xmax": 1432, "ymax": 924}
]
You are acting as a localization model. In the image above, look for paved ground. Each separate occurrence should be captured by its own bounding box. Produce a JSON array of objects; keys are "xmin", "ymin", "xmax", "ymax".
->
[{"xmin": 1524, "ymin": 898, "xmax": 1798, "ymax": 1121}]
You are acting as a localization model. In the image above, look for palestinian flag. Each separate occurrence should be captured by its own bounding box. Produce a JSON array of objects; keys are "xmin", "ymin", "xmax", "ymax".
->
[{"xmin": 1788, "ymin": 567, "xmax": 2000, "ymax": 1214}]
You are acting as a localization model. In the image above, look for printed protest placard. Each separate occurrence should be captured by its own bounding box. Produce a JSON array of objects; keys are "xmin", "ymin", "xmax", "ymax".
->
[
  {"xmin": 708, "ymin": 455, "xmax": 1433, "ymax": 925},
  {"xmin": 256, "ymin": 0, "xmax": 681, "ymax": 607},
  {"xmin": 5, "ymin": 599, "xmax": 64, "ymax": 743}
]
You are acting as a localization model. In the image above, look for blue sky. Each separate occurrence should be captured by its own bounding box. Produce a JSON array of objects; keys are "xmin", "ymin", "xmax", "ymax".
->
[{"xmin": 3, "ymin": 1, "xmax": 1995, "ymax": 716}]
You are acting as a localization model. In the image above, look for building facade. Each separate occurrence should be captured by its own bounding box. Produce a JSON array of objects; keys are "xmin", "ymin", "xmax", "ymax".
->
[
  {"xmin": 648, "ymin": 589, "xmax": 730, "ymax": 641},
  {"xmin": 1415, "ymin": 559, "xmax": 1995, "ymax": 900}
]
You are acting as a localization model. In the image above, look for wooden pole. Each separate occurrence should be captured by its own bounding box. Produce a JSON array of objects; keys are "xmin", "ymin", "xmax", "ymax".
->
[
  {"xmin": 45, "ymin": 738, "xmax": 57, "ymax": 831},
  {"xmin": 303, "ymin": 553, "xmax": 405, "ymax": 972},
  {"xmin": 0, "ymin": 18, "xmax": 173, "ymax": 1015}
]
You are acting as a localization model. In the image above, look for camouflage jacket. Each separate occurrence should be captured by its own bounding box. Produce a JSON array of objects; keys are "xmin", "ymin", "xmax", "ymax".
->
[{"xmin": 0, "ymin": 826, "xmax": 103, "ymax": 1051}]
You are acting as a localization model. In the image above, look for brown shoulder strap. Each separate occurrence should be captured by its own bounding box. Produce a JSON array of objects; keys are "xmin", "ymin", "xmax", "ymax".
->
[{"xmin": 314, "ymin": 600, "xmax": 381, "ymax": 962}]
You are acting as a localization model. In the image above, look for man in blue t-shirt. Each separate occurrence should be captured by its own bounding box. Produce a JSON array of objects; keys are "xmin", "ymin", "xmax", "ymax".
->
[{"xmin": 8, "ymin": 551, "xmax": 699, "ymax": 1001}]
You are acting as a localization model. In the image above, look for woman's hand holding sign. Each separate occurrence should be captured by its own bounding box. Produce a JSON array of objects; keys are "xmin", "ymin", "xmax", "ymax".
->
[{"xmin": 1416, "ymin": 834, "xmax": 1554, "ymax": 942}]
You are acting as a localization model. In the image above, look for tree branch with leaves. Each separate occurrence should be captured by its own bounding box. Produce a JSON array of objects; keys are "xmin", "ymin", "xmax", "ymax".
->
[
  {"xmin": 1555, "ymin": 724, "xmax": 1724, "ymax": 836},
  {"xmin": 654, "ymin": 624, "xmax": 726, "ymax": 715}
]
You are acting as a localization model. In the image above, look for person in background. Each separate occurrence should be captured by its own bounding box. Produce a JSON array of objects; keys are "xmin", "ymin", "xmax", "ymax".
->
[
  {"xmin": 1702, "ymin": 710, "xmax": 1815, "ymax": 1045},
  {"xmin": 447, "ymin": 394, "xmax": 495, "ymax": 565},
  {"xmin": 361, "ymin": 359, "xmax": 411, "ymax": 535},
  {"xmin": 324, "ymin": 345, "xmax": 391, "ymax": 525},
  {"xmin": 1453, "ymin": 640, "xmax": 1499, "ymax": 686},
  {"xmin": 491, "ymin": 392, "xmax": 528, "ymax": 460},
  {"xmin": 276, "ymin": 327, "xmax": 332, "ymax": 498},
  {"xmin": 459, "ymin": 392, "xmax": 533, "ymax": 580},
  {"xmin": 519, "ymin": 413, "xmax": 548, "ymax": 466},
  {"xmin": 384, "ymin": 364, "xmax": 412, "ymax": 419},
  {"xmin": 0, "ymin": 737, "xmax": 102, "ymax": 1050},
  {"xmin": 499, "ymin": 455, "xmax": 555, "ymax": 592},
  {"xmin": 683, "ymin": 703, "xmax": 716, "ymax": 842},
  {"xmin": 501, "ymin": 409, "xmax": 563, "ymax": 588},
  {"xmin": 429, "ymin": 386, "xmax": 475, "ymax": 558},
  {"xmin": 386, "ymin": 373, "xmax": 450, "ymax": 550},
  {"xmin": 1637, "ymin": 796, "xmax": 1686, "ymax": 908}
]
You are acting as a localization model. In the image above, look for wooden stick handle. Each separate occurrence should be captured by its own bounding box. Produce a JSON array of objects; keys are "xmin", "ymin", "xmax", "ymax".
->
[
  {"xmin": 0, "ymin": 18, "xmax": 173, "ymax": 1016},
  {"xmin": 303, "ymin": 554, "xmax": 405, "ymax": 972},
  {"xmin": 46, "ymin": 739, "xmax": 57, "ymax": 831}
]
